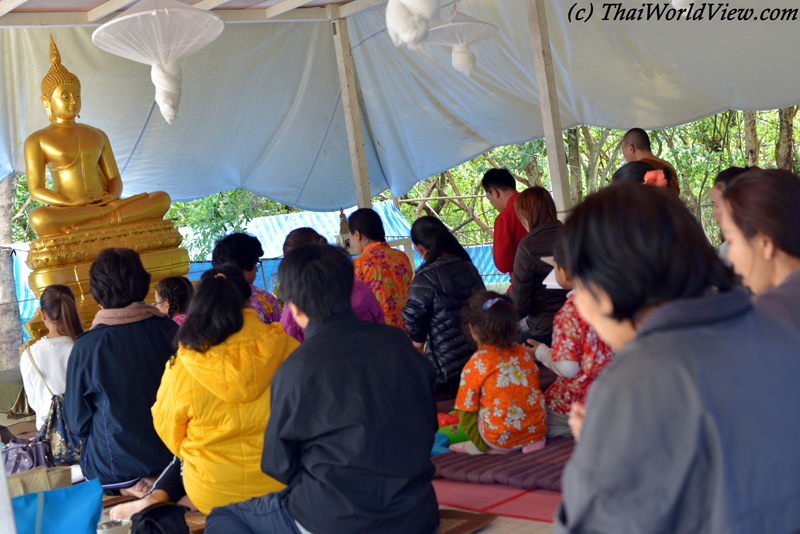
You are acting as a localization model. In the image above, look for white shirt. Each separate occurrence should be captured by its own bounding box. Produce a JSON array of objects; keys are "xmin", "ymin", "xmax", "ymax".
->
[{"xmin": 19, "ymin": 336, "xmax": 74, "ymax": 430}]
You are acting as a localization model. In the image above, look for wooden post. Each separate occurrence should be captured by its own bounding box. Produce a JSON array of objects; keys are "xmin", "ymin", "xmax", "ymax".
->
[
  {"xmin": 332, "ymin": 17, "xmax": 372, "ymax": 209},
  {"xmin": 527, "ymin": 0, "xmax": 572, "ymax": 217}
]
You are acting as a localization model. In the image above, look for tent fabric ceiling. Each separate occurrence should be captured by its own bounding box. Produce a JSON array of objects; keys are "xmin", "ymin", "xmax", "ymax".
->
[{"xmin": 2, "ymin": 0, "xmax": 800, "ymax": 210}]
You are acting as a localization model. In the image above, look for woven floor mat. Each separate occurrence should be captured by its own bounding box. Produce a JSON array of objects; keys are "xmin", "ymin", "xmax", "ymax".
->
[{"xmin": 433, "ymin": 436, "xmax": 574, "ymax": 491}]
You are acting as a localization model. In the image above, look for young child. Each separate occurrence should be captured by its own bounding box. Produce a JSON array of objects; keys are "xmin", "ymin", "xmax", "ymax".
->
[
  {"xmin": 153, "ymin": 276, "xmax": 194, "ymax": 326},
  {"xmin": 525, "ymin": 237, "xmax": 615, "ymax": 438},
  {"xmin": 451, "ymin": 290, "xmax": 548, "ymax": 455}
]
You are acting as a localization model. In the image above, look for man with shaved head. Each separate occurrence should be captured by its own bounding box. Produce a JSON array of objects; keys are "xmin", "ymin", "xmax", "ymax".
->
[{"xmin": 621, "ymin": 128, "xmax": 680, "ymax": 195}]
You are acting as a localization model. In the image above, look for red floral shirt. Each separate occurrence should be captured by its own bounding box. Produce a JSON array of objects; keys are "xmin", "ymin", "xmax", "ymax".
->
[
  {"xmin": 545, "ymin": 293, "xmax": 615, "ymax": 414},
  {"xmin": 353, "ymin": 241, "xmax": 412, "ymax": 329},
  {"xmin": 455, "ymin": 344, "xmax": 547, "ymax": 448}
]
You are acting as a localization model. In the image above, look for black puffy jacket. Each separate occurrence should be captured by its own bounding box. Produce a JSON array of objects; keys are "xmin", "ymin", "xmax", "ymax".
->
[{"xmin": 402, "ymin": 256, "xmax": 485, "ymax": 393}]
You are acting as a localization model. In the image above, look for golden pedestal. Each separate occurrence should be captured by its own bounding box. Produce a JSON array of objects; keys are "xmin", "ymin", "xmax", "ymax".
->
[{"xmin": 23, "ymin": 219, "xmax": 190, "ymax": 341}]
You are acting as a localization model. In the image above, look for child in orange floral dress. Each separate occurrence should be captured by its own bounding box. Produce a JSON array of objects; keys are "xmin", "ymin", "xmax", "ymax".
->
[{"xmin": 451, "ymin": 291, "xmax": 547, "ymax": 454}]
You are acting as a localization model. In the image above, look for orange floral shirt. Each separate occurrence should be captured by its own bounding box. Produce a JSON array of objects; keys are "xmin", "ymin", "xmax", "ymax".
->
[
  {"xmin": 455, "ymin": 344, "xmax": 547, "ymax": 448},
  {"xmin": 545, "ymin": 293, "xmax": 615, "ymax": 414},
  {"xmin": 353, "ymin": 241, "xmax": 412, "ymax": 329}
]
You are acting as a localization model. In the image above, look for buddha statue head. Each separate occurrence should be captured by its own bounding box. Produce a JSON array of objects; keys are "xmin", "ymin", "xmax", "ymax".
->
[{"xmin": 40, "ymin": 36, "xmax": 81, "ymax": 122}]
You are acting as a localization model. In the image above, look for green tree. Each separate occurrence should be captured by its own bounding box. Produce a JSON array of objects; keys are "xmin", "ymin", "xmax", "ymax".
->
[{"xmin": 166, "ymin": 189, "xmax": 294, "ymax": 260}]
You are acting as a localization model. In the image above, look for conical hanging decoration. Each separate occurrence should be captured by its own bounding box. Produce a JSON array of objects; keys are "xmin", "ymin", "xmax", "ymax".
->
[
  {"xmin": 385, "ymin": 0, "xmax": 441, "ymax": 49},
  {"xmin": 427, "ymin": 9, "xmax": 498, "ymax": 77},
  {"xmin": 670, "ymin": 0, "xmax": 692, "ymax": 9},
  {"xmin": 92, "ymin": 0, "xmax": 224, "ymax": 124}
]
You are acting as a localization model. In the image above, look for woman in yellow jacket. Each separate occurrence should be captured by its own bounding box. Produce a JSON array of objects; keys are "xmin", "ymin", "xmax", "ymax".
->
[{"xmin": 110, "ymin": 266, "xmax": 298, "ymax": 519}]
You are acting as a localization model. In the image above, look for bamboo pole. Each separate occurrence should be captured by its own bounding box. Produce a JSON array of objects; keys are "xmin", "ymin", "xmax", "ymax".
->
[
  {"xmin": 332, "ymin": 17, "xmax": 371, "ymax": 209},
  {"xmin": 527, "ymin": 0, "xmax": 573, "ymax": 218}
]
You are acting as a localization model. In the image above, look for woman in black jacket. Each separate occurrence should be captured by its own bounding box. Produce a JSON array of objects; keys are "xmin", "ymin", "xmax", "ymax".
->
[
  {"xmin": 511, "ymin": 187, "xmax": 568, "ymax": 344},
  {"xmin": 402, "ymin": 217, "xmax": 485, "ymax": 395},
  {"xmin": 64, "ymin": 248, "xmax": 176, "ymax": 494}
]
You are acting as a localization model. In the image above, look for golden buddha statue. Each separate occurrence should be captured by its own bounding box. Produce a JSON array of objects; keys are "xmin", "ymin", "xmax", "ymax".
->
[
  {"xmin": 21, "ymin": 37, "xmax": 189, "ymax": 340},
  {"xmin": 24, "ymin": 36, "xmax": 170, "ymax": 238}
]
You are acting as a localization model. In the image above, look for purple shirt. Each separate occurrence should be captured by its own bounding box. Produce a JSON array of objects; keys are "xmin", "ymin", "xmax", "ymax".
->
[{"xmin": 281, "ymin": 277, "xmax": 385, "ymax": 342}]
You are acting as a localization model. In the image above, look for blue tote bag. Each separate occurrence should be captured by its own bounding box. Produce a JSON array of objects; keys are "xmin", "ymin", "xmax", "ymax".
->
[{"xmin": 12, "ymin": 478, "xmax": 102, "ymax": 534}]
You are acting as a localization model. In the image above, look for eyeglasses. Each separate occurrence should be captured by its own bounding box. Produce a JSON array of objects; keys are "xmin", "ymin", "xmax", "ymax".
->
[{"xmin": 152, "ymin": 301, "xmax": 166, "ymax": 307}]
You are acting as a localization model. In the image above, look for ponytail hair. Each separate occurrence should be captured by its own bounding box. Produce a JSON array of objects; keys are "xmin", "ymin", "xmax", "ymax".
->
[
  {"xmin": 40, "ymin": 285, "xmax": 83, "ymax": 342},
  {"xmin": 175, "ymin": 265, "xmax": 251, "ymax": 353},
  {"xmin": 463, "ymin": 290, "xmax": 517, "ymax": 349},
  {"xmin": 410, "ymin": 216, "xmax": 471, "ymax": 268},
  {"xmin": 155, "ymin": 277, "xmax": 194, "ymax": 318}
]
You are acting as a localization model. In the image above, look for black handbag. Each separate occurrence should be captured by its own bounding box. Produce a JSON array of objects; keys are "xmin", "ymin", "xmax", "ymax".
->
[
  {"xmin": 3, "ymin": 436, "xmax": 55, "ymax": 475},
  {"xmin": 131, "ymin": 502, "xmax": 190, "ymax": 534}
]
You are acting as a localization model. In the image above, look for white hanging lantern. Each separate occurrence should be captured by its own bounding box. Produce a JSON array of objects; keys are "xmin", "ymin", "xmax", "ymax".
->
[
  {"xmin": 385, "ymin": 0, "xmax": 441, "ymax": 49},
  {"xmin": 670, "ymin": 0, "xmax": 692, "ymax": 8},
  {"xmin": 427, "ymin": 9, "xmax": 498, "ymax": 77},
  {"xmin": 92, "ymin": 0, "xmax": 224, "ymax": 124}
]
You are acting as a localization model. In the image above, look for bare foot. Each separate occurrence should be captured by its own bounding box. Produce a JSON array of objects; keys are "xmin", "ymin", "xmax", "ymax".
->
[
  {"xmin": 120, "ymin": 476, "xmax": 157, "ymax": 498},
  {"xmin": 110, "ymin": 496, "xmax": 161, "ymax": 520}
]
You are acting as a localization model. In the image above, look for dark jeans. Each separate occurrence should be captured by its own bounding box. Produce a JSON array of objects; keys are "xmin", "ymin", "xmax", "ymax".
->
[
  {"xmin": 206, "ymin": 488, "xmax": 301, "ymax": 534},
  {"xmin": 206, "ymin": 488, "xmax": 442, "ymax": 534}
]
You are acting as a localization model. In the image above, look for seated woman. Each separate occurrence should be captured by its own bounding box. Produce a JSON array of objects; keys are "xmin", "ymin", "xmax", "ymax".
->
[
  {"xmin": 402, "ymin": 216, "xmax": 484, "ymax": 395},
  {"xmin": 511, "ymin": 187, "xmax": 568, "ymax": 345},
  {"xmin": 524, "ymin": 238, "xmax": 615, "ymax": 438},
  {"xmin": 451, "ymin": 291, "xmax": 547, "ymax": 455},
  {"xmin": 20, "ymin": 285, "xmax": 83, "ymax": 431},
  {"xmin": 153, "ymin": 276, "xmax": 194, "ymax": 326},
  {"xmin": 555, "ymin": 185, "xmax": 800, "ymax": 533},
  {"xmin": 709, "ymin": 166, "xmax": 751, "ymax": 265},
  {"xmin": 113, "ymin": 266, "xmax": 299, "ymax": 519},
  {"xmin": 348, "ymin": 208, "xmax": 414, "ymax": 328},
  {"xmin": 280, "ymin": 228, "xmax": 384, "ymax": 342},
  {"xmin": 64, "ymin": 248, "xmax": 176, "ymax": 494},
  {"xmin": 720, "ymin": 168, "xmax": 800, "ymax": 331}
]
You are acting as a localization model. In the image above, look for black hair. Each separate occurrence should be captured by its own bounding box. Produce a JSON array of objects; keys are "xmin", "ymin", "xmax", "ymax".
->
[
  {"xmin": 89, "ymin": 248, "xmax": 151, "ymax": 309},
  {"xmin": 611, "ymin": 161, "xmax": 655, "ymax": 184},
  {"xmin": 564, "ymin": 185, "xmax": 734, "ymax": 322},
  {"xmin": 481, "ymin": 168, "xmax": 517, "ymax": 193},
  {"xmin": 552, "ymin": 231, "xmax": 567, "ymax": 271},
  {"xmin": 410, "ymin": 216, "xmax": 471, "ymax": 268},
  {"xmin": 155, "ymin": 277, "xmax": 194, "ymax": 318},
  {"xmin": 347, "ymin": 209, "xmax": 387, "ymax": 243},
  {"xmin": 40, "ymin": 284, "xmax": 83, "ymax": 341},
  {"xmin": 622, "ymin": 128, "xmax": 651, "ymax": 151},
  {"xmin": 713, "ymin": 166, "xmax": 752, "ymax": 188},
  {"xmin": 463, "ymin": 290, "xmax": 517, "ymax": 349},
  {"xmin": 211, "ymin": 233, "xmax": 263, "ymax": 272},
  {"xmin": 278, "ymin": 244, "xmax": 354, "ymax": 321},
  {"xmin": 283, "ymin": 227, "xmax": 326, "ymax": 256},
  {"xmin": 175, "ymin": 266, "xmax": 250, "ymax": 352},
  {"xmin": 723, "ymin": 168, "xmax": 800, "ymax": 258}
]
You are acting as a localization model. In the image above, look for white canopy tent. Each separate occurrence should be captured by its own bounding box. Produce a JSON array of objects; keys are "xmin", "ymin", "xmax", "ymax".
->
[{"xmin": 1, "ymin": 0, "xmax": 799, "ymax": 214}]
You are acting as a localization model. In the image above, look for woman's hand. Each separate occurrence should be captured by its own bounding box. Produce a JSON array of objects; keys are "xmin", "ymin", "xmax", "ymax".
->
[{"xmin": 569, "ymin": 402, "xmax": 586, "ymax": 441}]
